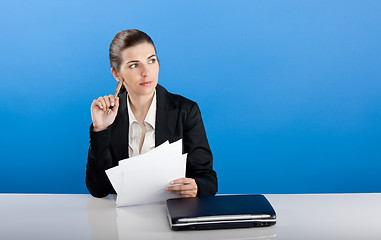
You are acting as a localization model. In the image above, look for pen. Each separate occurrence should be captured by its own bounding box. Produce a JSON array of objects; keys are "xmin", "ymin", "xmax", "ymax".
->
[
  {"xmin": 113, "ymin": 80, "xmax": 123, "ymax": 99},
  {"xmin": 108, "ymin": 80, "xmax": 123, "ymax": 113}
]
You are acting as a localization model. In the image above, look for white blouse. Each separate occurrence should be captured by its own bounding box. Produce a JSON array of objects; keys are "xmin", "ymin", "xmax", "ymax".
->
[{"xmin": 127, "ymin": 92, "xmax": 156, "ymax": 158}]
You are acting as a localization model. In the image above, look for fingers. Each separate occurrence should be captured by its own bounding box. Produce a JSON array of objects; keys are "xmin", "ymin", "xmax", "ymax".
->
[
  {"xmin": 90, "ymin": 94, "xmax": 119, "ymax": 132},
  {"xmin": 166, "ymin": 178, "xmax": 198, "ymax": 198},
  {"xmin": 110, "ymin": 96, "xmax": 120, "ymax": 113},
  {"xmin": 103, "ymin": 95, "xmax": 113, "ymax": 110},
  {"xmin": 104, "ymin": 94, "xmax": 116, "ymax": 109},
  {"xmin": 167, "ymin": 183, "xmax": 194, "ymax": 191},
  {"xmin": 171, "ymin": 178, "xmax": 193, "ymax": 185},
  {"xmin": 170, "ymin": 189, "xmax": 196, "ymax": 197},
  {"xmin": 171, "ymin": 192, "xmax": 195, "ymax": 198},
  {"xmin": 104, "ymin": 95, "xmax": 110, "ymax": 108},
  {"xmin": 168, "ymin": 186, "xmax": 194, "ymax": 193},
  {"xmin": 93, "ymin": 95, "xmax": 117, "ymax": 112},
  {"xmin": 169, "ymin": 189, "xmax": 197, "ymax": 198},
  {"xmin": 109, "ymin": 94, "xmax": 116, "ymax": 108},
  {"xmin": 98, "ymin": 96, "xmax": 107, "ymax": 111},
  {"xmin": 91, "ymin": 99, "xmax": 104, "ymax": 110}
]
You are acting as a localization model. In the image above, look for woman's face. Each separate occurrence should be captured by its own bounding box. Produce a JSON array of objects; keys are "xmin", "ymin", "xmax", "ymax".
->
[{"xmin": 116, "ymin": 42, "xmax": 159, "ymax": 98}]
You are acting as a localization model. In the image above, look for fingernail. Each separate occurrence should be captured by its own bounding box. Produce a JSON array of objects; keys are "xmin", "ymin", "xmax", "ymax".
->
[
  {"xmin": 170, "ymin": 181, "xmax": 174, "ymax": 185},
  {"xmin": 166, "ymin": 187, "xmax": 169, "ymax": 191}
]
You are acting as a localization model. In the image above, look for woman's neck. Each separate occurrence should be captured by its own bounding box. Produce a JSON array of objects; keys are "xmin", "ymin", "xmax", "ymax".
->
[{"xmin": 128, "ymin": 92, "xmax": 155, "ymax": 123}]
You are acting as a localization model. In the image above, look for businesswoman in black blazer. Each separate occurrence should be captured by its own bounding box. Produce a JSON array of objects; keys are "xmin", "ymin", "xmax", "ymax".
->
[{"xmin": 86, "ymin": 29, "xmax": 217, "ymax": 198}]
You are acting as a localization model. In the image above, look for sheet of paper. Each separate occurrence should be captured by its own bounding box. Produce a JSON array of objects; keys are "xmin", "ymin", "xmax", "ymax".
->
[
  {"xmin": 105, "ymin": 139, "xmax": 186, "ymax": 207},
  {"xmin": 105, "ymin": 139, "xmax": 182, "ymax": 194},
  {"xmin": 117, "ymin": 153, "xmax": 187, "ymax": 207}
]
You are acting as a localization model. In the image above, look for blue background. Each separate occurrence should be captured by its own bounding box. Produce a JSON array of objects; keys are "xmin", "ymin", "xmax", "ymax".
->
[{"xmin": 1, "ymin": 0, "xmax": 380, "ymax": 194}]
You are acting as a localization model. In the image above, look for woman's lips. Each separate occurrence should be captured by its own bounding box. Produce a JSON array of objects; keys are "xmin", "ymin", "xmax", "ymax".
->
[{"xmin": 139, "ymin": 81, "xmax": 153, "ymax": 86}]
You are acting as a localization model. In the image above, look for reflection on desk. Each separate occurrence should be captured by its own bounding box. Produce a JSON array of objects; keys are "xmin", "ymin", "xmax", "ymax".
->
[
  {"xmin": 87, "ymin": 195, "xmax": 276, "ymax": 240},
  {"xmin": 1, "ymin": 193, "xmax": 381, "ymax": 240}
]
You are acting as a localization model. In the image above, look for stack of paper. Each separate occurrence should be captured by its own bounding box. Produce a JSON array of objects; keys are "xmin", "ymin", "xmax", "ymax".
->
[{"xmin": 105, "ymin": 139, "xmax": 187, "ymax": 207}]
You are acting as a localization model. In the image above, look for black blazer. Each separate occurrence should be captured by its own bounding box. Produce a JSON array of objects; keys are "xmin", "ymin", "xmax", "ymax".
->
[{"xmin": 86, "ymin": 84, "xmax": 217, "ymax": 198}]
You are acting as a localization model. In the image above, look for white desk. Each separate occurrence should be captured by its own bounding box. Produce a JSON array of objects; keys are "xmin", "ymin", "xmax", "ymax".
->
[{"xmin": 0, "ymin": 193, "xmax": 380, "ymax": 240}]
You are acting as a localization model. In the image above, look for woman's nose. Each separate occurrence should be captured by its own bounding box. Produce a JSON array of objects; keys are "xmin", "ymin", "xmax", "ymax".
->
[{"xmin": 141, "ymin": 64, "xmax": 150, "ymax": 77}]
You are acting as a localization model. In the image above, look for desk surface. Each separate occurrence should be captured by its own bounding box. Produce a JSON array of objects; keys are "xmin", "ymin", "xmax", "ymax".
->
[{"xmin": 0, "ymin": 193, "xmax": 380, "ymax": 240}]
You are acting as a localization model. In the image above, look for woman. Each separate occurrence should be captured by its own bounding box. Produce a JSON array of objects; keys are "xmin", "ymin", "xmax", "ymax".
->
[{"xmin": 86, "ymin": 29, "xmax": 217, "ymax": 198}]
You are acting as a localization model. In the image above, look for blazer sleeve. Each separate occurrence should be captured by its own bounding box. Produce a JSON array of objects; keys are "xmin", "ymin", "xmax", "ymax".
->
[
  {"xmin": 183, "ymin": 102, "xmax": 218, "ymax": 196},
  {"xmin": 86, "ymin": 125, "xmax": 115, "ymax": 198}
]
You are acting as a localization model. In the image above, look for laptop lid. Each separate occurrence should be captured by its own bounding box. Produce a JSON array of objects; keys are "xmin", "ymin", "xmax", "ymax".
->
[{"xmin": 166, "ymin": 194, "xmax": 276, "ymax": 230}]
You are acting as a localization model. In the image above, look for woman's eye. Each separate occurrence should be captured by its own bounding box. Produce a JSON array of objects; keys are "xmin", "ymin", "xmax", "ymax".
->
[
  {"xmin": 148, "ymin": 58, "xmax": 156, "ymax": 64},
  {"xmin": 129, "ymin": 64, "xmax": 138, "ymax": 69}
]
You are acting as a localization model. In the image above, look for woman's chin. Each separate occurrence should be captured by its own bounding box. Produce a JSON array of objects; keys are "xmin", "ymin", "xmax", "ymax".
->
[{"xmin": 136, "ymin": 84, "xmax": 157, "ymax": 96}]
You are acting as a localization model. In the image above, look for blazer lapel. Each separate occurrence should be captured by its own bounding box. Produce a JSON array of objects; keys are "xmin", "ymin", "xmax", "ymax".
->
[
  {"xmin": 111, "ymin": 85, "xmax": 178, "ymax": 157},
  {"xmin": 155, "ymin": 84, "xmax": 179, "ymax": 146},
  {"xmin": 155, "ymin": 108, "xmax": 178, "ymax": 146},
  {"xmin": 110, "ymin": 91, "xmax": 129, "ymax": 160}
]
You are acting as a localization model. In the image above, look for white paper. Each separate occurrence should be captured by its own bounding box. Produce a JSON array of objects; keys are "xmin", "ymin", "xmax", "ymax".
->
[
  {"xmin": 106, "ymin": 140, "xmax": 170, "ymax": 194},
  {"xmin": 105, "ymin": 139, "xmax": 186, "ymax": 207},
  {"xmin": 117, "ymin": 154, "xmax": 187, "ymax": 207}
]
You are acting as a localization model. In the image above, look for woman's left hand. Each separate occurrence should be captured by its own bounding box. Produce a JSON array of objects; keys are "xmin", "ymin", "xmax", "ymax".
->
[{"xmin": 166, "ymin": 178, "xmax": 198, "ymax": 198}]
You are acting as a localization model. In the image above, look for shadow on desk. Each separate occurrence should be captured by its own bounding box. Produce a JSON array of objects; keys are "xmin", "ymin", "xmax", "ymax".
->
[{"xmin": 87, "ymin": 195, "xmax": 276, "ymax": 240}]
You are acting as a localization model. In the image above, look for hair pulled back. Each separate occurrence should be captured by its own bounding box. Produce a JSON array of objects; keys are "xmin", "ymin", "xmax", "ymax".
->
[
  {"xmin": 109, "ymin": 29, "xmax": 156, "ymax": 72},
  {"xmin": 109, "ymin": 29, "xmax": 156, "ymax": 95}
]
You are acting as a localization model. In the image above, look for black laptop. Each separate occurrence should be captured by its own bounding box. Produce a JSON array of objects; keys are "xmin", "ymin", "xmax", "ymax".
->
[{"xmin": 166, "ymin": 194, "xmax": 276, "ymax": 230}]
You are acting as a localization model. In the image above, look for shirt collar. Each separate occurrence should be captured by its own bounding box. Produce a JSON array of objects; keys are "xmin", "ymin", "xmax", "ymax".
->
[{"xmin": 127, "ymin": 90, "xmax": 156, "ymax": 129}]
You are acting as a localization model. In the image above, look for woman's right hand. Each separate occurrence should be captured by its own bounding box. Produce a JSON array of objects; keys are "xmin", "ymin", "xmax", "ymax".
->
[{"xmin": 91, "ymin": 94, "xmax": 120, "ymax": 132}]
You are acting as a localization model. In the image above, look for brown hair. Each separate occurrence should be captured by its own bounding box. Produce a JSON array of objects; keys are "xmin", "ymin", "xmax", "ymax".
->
[{"xmin": 109, "ymin": 29, "xmax": 157, "ymax": 95}]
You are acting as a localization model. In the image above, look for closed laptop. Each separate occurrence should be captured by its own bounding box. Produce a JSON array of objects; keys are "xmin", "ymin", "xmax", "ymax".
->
[{"xmin": 166, "ymin": 194, "xmax": 276, "ymax": 230}]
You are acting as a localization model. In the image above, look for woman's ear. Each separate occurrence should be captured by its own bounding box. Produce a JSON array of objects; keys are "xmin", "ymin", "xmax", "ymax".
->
[{"xmin": 111, "ymin": 68, "xmax": 121, "ymax": 82}]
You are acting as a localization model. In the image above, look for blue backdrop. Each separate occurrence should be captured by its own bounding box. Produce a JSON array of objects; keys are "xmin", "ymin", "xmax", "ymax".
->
[{"xmin": 1, "ymin": 0, "xmax": 380, "ymax": 194}]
